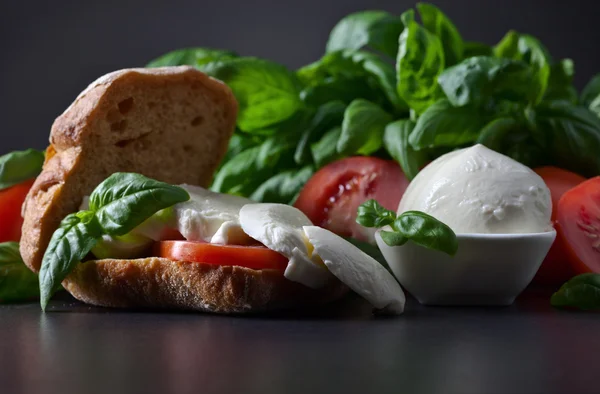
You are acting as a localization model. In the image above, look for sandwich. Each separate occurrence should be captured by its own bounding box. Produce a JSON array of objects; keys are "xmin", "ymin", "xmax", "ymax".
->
[{"xmin": 20, "ymin": 66, "xmax": 405, "ymax": 314}]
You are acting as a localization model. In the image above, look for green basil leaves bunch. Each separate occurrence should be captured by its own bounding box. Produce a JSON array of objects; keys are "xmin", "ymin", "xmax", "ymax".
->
[
  {"xmin": 147, "ymin": 2, "xmax": 600, "ymax": 200},
  {"xmin": 404, "ymin": 25, "xmax": 600, "ymax": 178},
  {"xmin": 0, "ymin": 242, "xmax": 40, "ymax": 303},
  {"xmin": 38, "ymin": 173, "xmax": 190, "ymax": 311},
  {"xmin": 356, "ymin": 199, "xmax": 458, "ymax": 256}
]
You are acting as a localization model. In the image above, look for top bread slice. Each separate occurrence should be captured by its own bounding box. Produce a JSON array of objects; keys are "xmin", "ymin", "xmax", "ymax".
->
[{"xmin": 20, "ymin": 66, "xmax": 238, "ymax": 272}]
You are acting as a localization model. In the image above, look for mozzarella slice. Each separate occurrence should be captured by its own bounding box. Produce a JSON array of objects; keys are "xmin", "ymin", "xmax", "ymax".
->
[
  {"xmin": 239, "ymin": 204, "xmax": 332, "ymax": 289},
  {"xmin": 303, "ymin": 226, "xmax": 406, "ymax": 315},
  {"xmin": 175, "ymin": 184, "xmax": 255, "ymax": 244}
]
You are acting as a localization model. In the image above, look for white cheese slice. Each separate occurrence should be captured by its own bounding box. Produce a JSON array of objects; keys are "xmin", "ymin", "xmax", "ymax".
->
[
  {"xmin": 175, "ymin": 184, "xmax": 255, "ymax": 244},
  {"xmin": 239, "ymin": 203, "xmax": 332, "ymax": 289},
  {"xmin": 303, "ymin": 225, "xmax": 406, "ymax": 315}
]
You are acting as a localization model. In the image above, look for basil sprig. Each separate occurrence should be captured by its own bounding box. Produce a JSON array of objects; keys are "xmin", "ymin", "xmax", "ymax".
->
[
  {"xmin": 551, "ymin": 274, "xmax": 600, "ymax": 311},
  {"xmin": 39, "ymin": 173, "xmax": 190, "ymax": 311},
  {"xmin": 0, "ymin": 242, "xmax": 40, "ymax": 303},
  {"xmin": 357, "ymin": 199, "xmax": 458, "ymax": 256},
  {"xmin": 0, "ymin": 149, "xmax": 45, "ymax": 191}
]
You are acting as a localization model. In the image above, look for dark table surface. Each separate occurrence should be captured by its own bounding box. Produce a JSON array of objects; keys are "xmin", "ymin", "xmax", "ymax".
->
[{"xmin": 1, "ymin": 289, "xmax": 598, "ymax": 394}]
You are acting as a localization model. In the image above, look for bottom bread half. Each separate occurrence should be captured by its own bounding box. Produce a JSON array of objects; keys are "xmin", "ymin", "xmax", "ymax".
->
[{"xmin": 63, "ymin": 257, "xmax": 349, "ymax": 313}]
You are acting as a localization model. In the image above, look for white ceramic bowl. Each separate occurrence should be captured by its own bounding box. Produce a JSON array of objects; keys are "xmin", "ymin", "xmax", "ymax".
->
[{"xmin": 375, "ymin": 230, "xmax": 556, "ymax": 306}]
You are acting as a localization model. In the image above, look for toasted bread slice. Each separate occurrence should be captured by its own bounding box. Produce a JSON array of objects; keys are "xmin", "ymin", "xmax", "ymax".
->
[
  {"xmin": 21, "ymin": 66, "xmax": 348, "ymax": 313},
  {"xmin": 63, "ymin": 258, "xmax": 347, "ymax": 313},
  {"xmin": 21, "ymin": 66, "xmax": 237, "ymax": 272}
]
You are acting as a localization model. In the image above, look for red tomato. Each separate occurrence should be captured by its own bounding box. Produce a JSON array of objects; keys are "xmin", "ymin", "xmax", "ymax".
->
[
  {"xmin": 556, "ymin": 177, "xmax": 600, "ymax": 275},
  {"xmin": 294, "ymin": 157, "xmax": 409, "ymax": 241},
  {"xmin": 155, "ymin": 241, "xmax": 288, "ymax": 271},
  {"xmin": 0, "ymin": 179, "xmax": 35, "ymax": 242},
  {"xmin": 533, "ymin": 167, "xmax": 587, "ymax": 285}
]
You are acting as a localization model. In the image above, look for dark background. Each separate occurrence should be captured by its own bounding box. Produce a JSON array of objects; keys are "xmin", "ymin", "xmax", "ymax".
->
[{"xmin": 2, "ymin": 0, "xmax": 599, "ymax": 153}]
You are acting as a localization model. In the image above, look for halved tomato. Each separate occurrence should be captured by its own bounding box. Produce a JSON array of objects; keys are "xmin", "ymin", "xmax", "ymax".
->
[
  {"xmin": 155, "ymin": 241, "xmax": 288, "ymax": 271},
  {"xmin": 533, "ymin": 167, "xmax": 586, "ymax": 285},
  {"xmin": 0, "ymin": 179, "xmax": 35, "ymax": 242},
  {"xmin": 556, "ymin": 177, "xmax": 600, "ymax": 275},
  {"xmin": 294, "ymin": 157, "xmax": 408, "ymax": 241}
]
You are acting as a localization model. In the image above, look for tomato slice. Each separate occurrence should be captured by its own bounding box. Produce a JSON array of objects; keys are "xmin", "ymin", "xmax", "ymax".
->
[
  {"xmin": 533, "ymin": 167, "xmax": 586, "ymax": 285},
  {"xmin": 155, "ymin": 241, "xmax": 288, "ymax": 271},
  {"xmin": 294, "ymin": 157, "xmax": 408, "ymax": 241},
  {"xmin": 0, "ymin": 179, "xmax": 35, "ymax": 243},
  {"xmin": 556, "ymin": 177, "xmax": 600, "ymax": 275}
]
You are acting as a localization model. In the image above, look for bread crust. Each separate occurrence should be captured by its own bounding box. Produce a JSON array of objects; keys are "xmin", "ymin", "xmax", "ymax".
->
[
  {"xmin": 63, "ymin": 258, "xmax": 348, "ymax": 313},
  {"xmin": 21, "ymin": 66, "xmax": 237, "ymax": 272}
]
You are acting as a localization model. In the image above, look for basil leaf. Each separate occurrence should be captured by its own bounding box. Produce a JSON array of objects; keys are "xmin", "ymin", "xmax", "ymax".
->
[
  {"xmin": 551, "ymin": 273, "xmax": 600, "ymax": 311},
  {"xmin": 212, "ymin": 146, "xmax": 262, "ymax": 194},
  {"xmin": 39, "ymin": 211, "xmax": 102, "ymax": 310},
  {"xmin": 250, "ymin": 166, "xmax": 314, "ymax": 204},
  {"xmin": 493, "ymin": 30, "xmax": 519, "ymax": 59},
  {"xmin": 396, "ymin": 19, "xmax": 445, "ymax": 114},
  {"xmin": 252, "ymin": 107, "xmax": 314, "ymax": 137},
  {"xmin": 338, "ymin": 99, "xmax": 393, "ymax": 155},
  {"xmin": 256, "ymin": 133, "xmax": 299, "ymax": 170},
  {"xmin": 294, "ymin": 101, "xmax": 346, "ymax": 165},
  {"xmin": 505, "ymin": 142, "xmax": 548, "ymax": 169},
  {"xmin": 477, "ymin": 117, "xmax": 522, "ymax": 149},
  {"xmin": 409, "ymin": 99, "xmax": 487, "ymax": 149},
  {"xmin": 516, "ymin": 35, "xmax": 551, "ymax": 102},
  {"xmin": 299, "ymin": 50, "xmax": 406, "ymax": 112},
  {"xmin": 0, "ymin": 242, "xmax": 39, "ymax": 303},
  {"xmin": 358, "ymin": 52, "xmax": 408, "ymax": 112},
  {"xmin": 494, "ymin": 32, "xmax": 550, "ymax": 103},
  {"xmin": 209, "ymin": 57, "xmax": 303, "ymax": 132},
  {"xmin": 544, "ymin": 59, "xmax": 577, "ymax": 103},
  {"xmin": 581, "ymin": 74, "xmax": 600, "ymax": 117},
  {"xmin": 395, "ymin": 211, "xmax": 458, "ymax": 256},
  {"xmin": 213, "ymin": 131, "xmax": 299, "ymax": 195},
  {"xmin": 311, "ymin": 127, "xmax": 342, "ymax": 168},
  {"xmin": 463, "ymin": 41, "xmax": 493, "ymax": 57},
  {"xmin": 438, "ymin": 56, "xmax": 536, "ymax": 107},
  {"xmin": 146, "ymin": 47, "xmax": 237, "ymax": 71},
  {"xmin": 356, "ymin": 199, "xmax": 397, "ymax": 228},
  {"xmin": 89, "ymin": 173, "xmax": 190, "ymax": 236},
  {"xmin": 300, "ymin": 76, "xmax": 381, "ymax": 107},
  {"xmin": 326, "ymin": 11, "xmax": 403, "ymax": 58},
  {"xmin": 357, "ymin": 199, "xmax": 457, "ymax": 255},
  {"xmin": 416, "ymin": 3, "xmax": 464, "ymax": 67},
  {"xmin": 380, "ymin": 230, "xmax": 408, "ymax": 247},
  {"xmin": 383, "ymin": 119, "xmax": 426, "ymax": 180},
  {"xmin": 400, "ymin": 9, "xmax": 415, "ymax": 25},
  {"xmin": 534, "ymin": 101, "xmax": 600, "ymax": 176},
  {"xmin": 0, "ymin": 149, "xmax": 45, "ymax": 191},
  {"xmin": 477, "ymin": 116, "xmax": 548, "ymax": 168},
  {"xmin": 367, "ymin": 15, "xmax": 406, "ymax": 59},
  {"xmin": 218, "ymin": 133, "xmax": 260, "ymax": 171}
]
